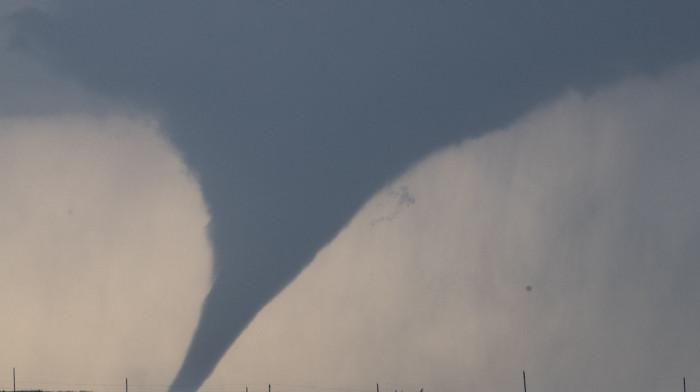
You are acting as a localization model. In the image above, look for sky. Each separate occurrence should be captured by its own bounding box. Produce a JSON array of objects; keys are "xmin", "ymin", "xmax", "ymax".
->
[
  {"xmin": 1, "ymin": 2, "xmax": 700, "ymax": 392},
  {"xmin": 205, "ymin": 62, "xmax": 700, "ymax": 392},
  {"xmin": 0, "ymin": 115, "xmax": 211, "ymax": 390}
]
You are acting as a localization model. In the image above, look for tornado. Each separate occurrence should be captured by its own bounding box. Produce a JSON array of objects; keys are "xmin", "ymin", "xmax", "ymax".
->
[{"xmin": 6, "ymin": 2, "xmax": 700, "ymax": 392}]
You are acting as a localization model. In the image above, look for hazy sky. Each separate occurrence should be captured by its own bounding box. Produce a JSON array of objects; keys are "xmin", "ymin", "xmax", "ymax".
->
[
  {"xmin": 1, "ymin": 2, "xmax": 700, "ymax": 392},
  {"xmin": 207, "ymin": 61, "xmax": 700, "ymax": 392},
  {"xmin": 0, "ymin": 116, "xmax": 211, "ymax": 389}
]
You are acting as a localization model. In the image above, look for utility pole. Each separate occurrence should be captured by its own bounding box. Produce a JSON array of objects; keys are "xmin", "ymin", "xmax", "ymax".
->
[
  {"xmin": 522, "ymin": 371, "xmax": 527, "ymax": 392},
  {"xmin": 126, "ymin": 378, "xmax": 128, "ymax": 392},
  {"xmin": 13, "ymin": 367, "xmax": 16, "ymax": 392},
  {"xmin": 684, "ymin": 377, "xmax": 686, "ymax": 392},
  {"xmin": 377, "ymin": 384, "xmax": 379, "ymax": 392}
]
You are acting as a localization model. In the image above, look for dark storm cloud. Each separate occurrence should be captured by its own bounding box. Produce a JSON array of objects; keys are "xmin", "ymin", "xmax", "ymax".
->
[{"xmin": 7, "ymin": 1, "xmax": 700, "ymax": 391}]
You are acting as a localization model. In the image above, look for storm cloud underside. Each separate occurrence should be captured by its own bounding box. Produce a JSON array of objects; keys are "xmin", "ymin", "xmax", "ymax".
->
[{"xmin": 5, "ymin": 2, "xmax": 700, "ymax": 392}]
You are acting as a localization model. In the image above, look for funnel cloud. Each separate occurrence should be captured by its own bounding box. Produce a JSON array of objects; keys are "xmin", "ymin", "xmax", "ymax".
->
[{"xmin": 3, "ymin": 2, "xmax": 700, "ymax": 392}]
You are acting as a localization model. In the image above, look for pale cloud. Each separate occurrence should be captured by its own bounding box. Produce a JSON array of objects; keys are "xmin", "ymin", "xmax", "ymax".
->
[
  {"xmin": 0, "ymin": 116, "xmax": 212, "ymax": 390},
  {"xmin": 205, "ymin": 61, "xmax": 700, "ymax": 392}
]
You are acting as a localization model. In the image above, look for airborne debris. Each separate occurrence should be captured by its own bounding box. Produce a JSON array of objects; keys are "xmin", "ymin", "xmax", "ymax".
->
[{"xmin": 370, "ymin": 185, "xmax": 416, "ymax": 227}]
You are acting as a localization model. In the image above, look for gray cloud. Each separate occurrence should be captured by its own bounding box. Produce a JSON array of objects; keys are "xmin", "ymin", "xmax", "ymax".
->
[
  {"xmin": 0, "ymin": 3, "xmax": 115, "ymax": 117},
  {"xmin": 4, "ymin": 2, "xmax": 700, "ymax": 391}
]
